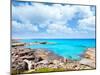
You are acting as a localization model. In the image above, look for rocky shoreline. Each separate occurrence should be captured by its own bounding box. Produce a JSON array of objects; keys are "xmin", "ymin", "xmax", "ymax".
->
[
  {"xmin": 11, "ymin": 40, "xmax": 96, "ymax": 75},
  {"xmin": 12, "ymin": 39, "xmax": 56, "ymax": 47}
]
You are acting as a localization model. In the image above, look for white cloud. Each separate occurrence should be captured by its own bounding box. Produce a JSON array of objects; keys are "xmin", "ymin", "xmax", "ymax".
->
[
  {"xmin": 12, "ymin": 20, "xmax": 39, "ymax": 33},
  {"xmin": 12, "ymin": 3, "xmax": 94, "ymax": 25},
  {"xmin": 12, "ymin": 3, "xmax": 95, "ymax": 38},
  {"xmin": 78, "ymin": 16, "xmax": 95, "ymax": 31},
  {"xmin": 47, "ymin": 23, "xmax": 73, "ymax": 33},
  {"xmin": 76, "ymin": 6, "xmax": 94, "ymax": 18}
]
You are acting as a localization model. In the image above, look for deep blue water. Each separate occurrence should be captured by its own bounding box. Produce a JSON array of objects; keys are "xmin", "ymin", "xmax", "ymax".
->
[{"xmin": 18, "ymin": 39, "xmax": 96, "ymax": 60}]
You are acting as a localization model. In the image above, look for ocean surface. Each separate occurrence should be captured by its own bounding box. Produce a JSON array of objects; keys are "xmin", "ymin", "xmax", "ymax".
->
[{"xmin": 18, "ymin": 39, "xmax": 96, "ymax": 60}]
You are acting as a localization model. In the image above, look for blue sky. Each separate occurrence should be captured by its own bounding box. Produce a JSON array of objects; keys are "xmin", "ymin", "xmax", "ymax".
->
[{"xmin": 12, "ymin": 0, "xmax": 96, "ymax": 39}]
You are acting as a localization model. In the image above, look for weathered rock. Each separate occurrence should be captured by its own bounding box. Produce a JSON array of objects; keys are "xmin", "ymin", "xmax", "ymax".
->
[
  {"xmin": 79, "ymin": 58, "xmax": 95, "ymax": 68},
  {"xmin": 37, "ymin": 60, "xmax": 49, "ymax": 65},
  {"xmin": 12, "ymin": 61, "xmax": 28, "ymax": 71},
  {"xmin": 79, "ymin": 48, "xmax": 96, "ymax": 68},
  {"xmin": 85, "ymin": 48, "xmax": 95, "ymax": 61},
  {"xmin": 20, "ymin": 56, "xmax": 35, "ymax": 60},
  {"xmin": 23, "ymin": 59, "xmax": 33, "ymax": 70}
]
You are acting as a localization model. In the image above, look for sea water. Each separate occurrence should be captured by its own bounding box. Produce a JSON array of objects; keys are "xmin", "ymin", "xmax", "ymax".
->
[{"xmin": 19, "ymin": 39, "xmax": 96, "ymax": 60}]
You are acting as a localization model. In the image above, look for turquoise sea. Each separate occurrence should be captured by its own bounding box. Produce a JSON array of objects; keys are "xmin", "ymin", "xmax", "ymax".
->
[{"xmin": 19, "ymin": 39, "xmax": 96, "ymax": 60}]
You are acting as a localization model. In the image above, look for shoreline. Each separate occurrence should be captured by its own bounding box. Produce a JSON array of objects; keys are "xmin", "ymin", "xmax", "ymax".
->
[{"xmin": 11, "ymin": 40, "xmax": 96, "ymax": 75}]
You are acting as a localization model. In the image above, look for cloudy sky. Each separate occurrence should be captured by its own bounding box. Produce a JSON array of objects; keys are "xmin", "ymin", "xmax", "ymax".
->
[{"xmin": 12, "ymin": 0, "xmax": 96, "ymax": 39}]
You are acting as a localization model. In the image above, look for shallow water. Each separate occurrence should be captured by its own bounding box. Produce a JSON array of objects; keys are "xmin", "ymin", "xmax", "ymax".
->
[{"xmin": 19, "ymin": 39, "xmax": 96, "ymax": 60}]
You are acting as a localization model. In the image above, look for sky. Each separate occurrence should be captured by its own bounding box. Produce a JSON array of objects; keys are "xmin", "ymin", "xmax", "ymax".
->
[{"xmin": 12, "ymin": 0, "xmax": 96, "ymax": 39}]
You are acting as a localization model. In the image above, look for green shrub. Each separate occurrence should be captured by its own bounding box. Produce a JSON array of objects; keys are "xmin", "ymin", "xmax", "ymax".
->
[
  {"xmin": 35, "ymin": 68, "xmax": 65, "ymax": 73},
  {"xmin": 11, "ymin": 68, "xmax": 66, "ymax": 74}
]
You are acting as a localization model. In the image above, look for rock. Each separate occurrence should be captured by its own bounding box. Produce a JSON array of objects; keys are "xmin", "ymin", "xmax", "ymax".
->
[
  {"xmin": 18, "ymin": 50, "xmax": 34, "ymax": 57},
  {"xmin": 85, "ymin": 48, "xmax": 95, "ymax": 61},
  {"xmin": 65, "ymin": 62, "xmax": 79, "ymax": 70},
  {"xmin": 20, "ymin": 56, "xmax": 35, "ymax": 60},
  {"xmin": 40, "ymin": 42, "xmax": 47, "ymax": 44},
  {"xmin": 34, "ymin": 57, "xmax": 43, "ymax": 63},
  {"xmin": 80, "ymin": 64, "xmax": 92, "ymax": 70},
  {"xmin": 26, "ymin": 41, "xmax": 56, "ymax": 46},
  {"xmin": 79, "ymin": 58, "xmax": 95, "ymax": 68},
  {"xmin": 79, "ymin": 48, "xmax": 96, "ymax": 68},
  {"xmin": 14, "ymin": 61, "xmax": 28, "ymax": 71},
  {"xmin": 37, "ymin": 60, "xmax": 49, "ymax": 65},
  {"xmin": 48, "ymin": 64, "xmax": 59, "ymax": 69},
  {"xmin": 12, "ymin": 43, "xmax": 25, "ymax": 47},
  {"xmin": 53, "ymin": 60, "xmax": 60, "ymax": 65},
  {"xmin": 23, "ymin": 59, "xmax": 33, "ymax": 70},
  {"xmin": 23, "ymin": 62, "xmax": 29, "ymax": 70}
]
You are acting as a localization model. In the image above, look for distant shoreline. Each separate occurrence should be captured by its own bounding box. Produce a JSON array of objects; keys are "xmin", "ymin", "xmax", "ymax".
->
[{"xmin": 12, "ymin": 39, "xmax": 96, "ymax": 59}]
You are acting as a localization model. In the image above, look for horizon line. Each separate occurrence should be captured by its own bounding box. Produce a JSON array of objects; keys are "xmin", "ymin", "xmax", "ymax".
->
[{"xmin": 12, "ymin": 37, "xmax": 96, "ymax": 39}]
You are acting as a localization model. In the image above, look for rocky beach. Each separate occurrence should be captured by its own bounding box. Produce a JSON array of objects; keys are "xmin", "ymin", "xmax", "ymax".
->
[{"xmin": 11, "ymin": 40, "xmax": 96, "ymax": 75}]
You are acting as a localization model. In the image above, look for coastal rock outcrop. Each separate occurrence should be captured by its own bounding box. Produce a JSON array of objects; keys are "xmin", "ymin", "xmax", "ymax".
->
[
  {"xmin": 11, "ymin": 47, "xmax": 66, "ymax": 73},
  {"xmin": 11, "ymin": 40, "xmax": 96, "ymax": 75},
  {"xmin": 79, "ymin": 48, "xmax": 96, "ymax": 68}
]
